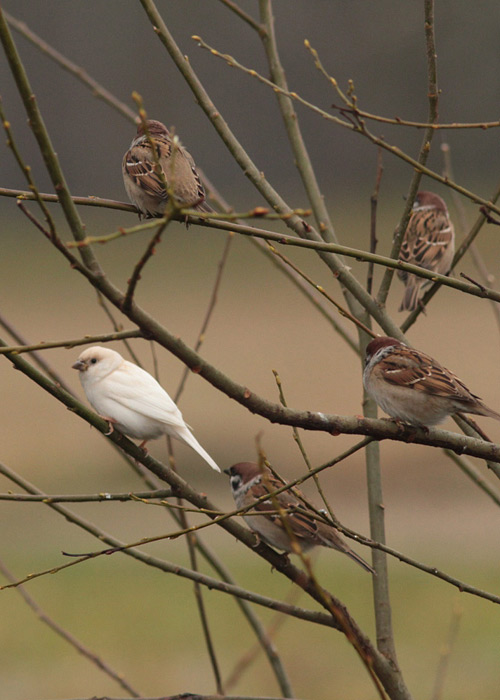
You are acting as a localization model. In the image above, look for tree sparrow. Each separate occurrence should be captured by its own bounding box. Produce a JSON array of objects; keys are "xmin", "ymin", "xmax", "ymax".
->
[
  {"xmin": 72, "ymin": 346, "xmax": 220, "ymax": 472},
  {"xmin": 397, "ymin": 191, "xmax": 455, "ymax": 312},
  {"xmin": 122, "ymin": 119, "xmax": 212, "ymax": 218},
  {"xmin": 363, "ymin": 336, "xmax": 500, "ymax": 427},
  {"xmin": 225, "ymin": 462, "xmax": 374, "ymax": 573}
]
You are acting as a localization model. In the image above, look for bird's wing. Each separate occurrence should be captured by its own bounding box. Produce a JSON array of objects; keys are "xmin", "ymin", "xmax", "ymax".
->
[
  {"xmin": 102, "ymin": 364, "xmax": 187, "ymax": 428},
  {"xmin": 399, "ymin": 209, "xmax": 453, "ymax": 274},
  {"xmin": 122, "ymin": 137, "xmax": 171, "ymax": 201},
  {"xmin": 251, "ymin": 479, "xmax": 321, "ymax": 543},
  {"xmin": 376, "ymin": 346, "xmax": 482, "ymax": 403},
  {"xmin": 182, "ymin": 147, "xmax": 208, "ymax": 204}
]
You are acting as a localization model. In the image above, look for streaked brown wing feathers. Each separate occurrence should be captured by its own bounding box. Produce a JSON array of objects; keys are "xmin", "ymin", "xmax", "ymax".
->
[{"xmin": 378, "ymin": 346, "xmax": 481, "ymax": 402}]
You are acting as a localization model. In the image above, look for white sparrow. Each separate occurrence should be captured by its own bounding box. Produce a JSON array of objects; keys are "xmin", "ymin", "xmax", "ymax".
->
[
  {"xmin": 72, "ymin": 346, "xmax": 220, "ymax": 472},
  {"xmin": 397, "ymin": 191, "xmax": 455, "ymax": 312},
  {"xmin": 363, "ymin": 336, "xmax": 500, "ymax": 427},
  {"xmin": 225, "ymin": 462, "xmax": 374, "ymax": 573},
  {"xmin": 122, "ymin": 119, "xmax": 212, "ymax": 218}
]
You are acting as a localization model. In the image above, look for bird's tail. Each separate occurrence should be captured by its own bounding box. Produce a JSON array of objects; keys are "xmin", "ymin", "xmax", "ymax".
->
[
  {"xmin": 319, "ymin": 529, "xmax": 375, "ymax": 574},
  {"xmin": 399, "ymin": 278, "xmax": 424, "ymax": 312},
  {"xmin": 344, "ymin": 547, "xmax": 376, "ymax": 575},
  {"xmin": 177, "ymin": 427, "xmax": 221, "ymax": 472},
  {"xmin": 473, "ymin": 402, "xmax": 500, "ymax": 422}
]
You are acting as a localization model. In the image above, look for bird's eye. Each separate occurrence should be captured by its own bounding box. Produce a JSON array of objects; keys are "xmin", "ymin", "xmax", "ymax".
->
[{"xmin": 90, "ymin": 358, "xmax": 97, "ymax": 364}]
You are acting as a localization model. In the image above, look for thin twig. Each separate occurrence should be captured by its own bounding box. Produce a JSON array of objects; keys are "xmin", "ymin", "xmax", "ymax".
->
[
  {"xmin": 224, "ymin": 586, "xmax": 301, "ymax": 692},
  {"xmin": 0, "ymin": 312, "xmax": 72, "ymax": 393},
  {"xmin": 0, "ymin": 329, "xmax": 144, "ymax": 356},
  {"xmin": 367, "ymin": 148, "xmax": 383, "ymax": 294},
  {"xmin": 430, "ymin": 601, "xmax": 463, "ymax": 700},
  {"xmin": 442, "ymin": 450, "xmax": 500, "ymax": 508},
  {"xmin": 0, "ymin": 489, "xmax": 172, "ymax": 503},
  {"xmin": 94, "ymin": 292, "xmax": 144, "ymax": 366},
  {"xmin": 174, "ymin": 232, "xmax": 234, "ymax": 402},
  {"xmin": 266, "ymin": 242, "xmax": 375, "ymax": 340},
  {"xmin": 4, "ymin": 10, "xmax": 137, "ymax": 123},
  {"xmin": 0, "ymin": 558, "xmax": 141, "ymax": 697},
  {"xmin": 0, "ymin": 99, "xmax": 56, "ymax": 235},
  {"xmin": 123, "ymin": 219, "xmax": 170, "ymax": 313},
  {"xmin": 0, "ymin": 186, "xmax": 136, "ymax": 211},
  {"xmin": 272, "ymin": 369, "xmax": 337, "ymax": 523},
  {"xmin": 216, "ymin": 0, "xmax": 264, "ymax": 34}
]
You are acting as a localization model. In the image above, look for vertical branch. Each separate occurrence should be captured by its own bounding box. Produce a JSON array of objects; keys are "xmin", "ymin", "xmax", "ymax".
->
[
  {"xmin": 430, "ymin": 601, "xmax": 462, "ymax": 700},
  {"xmin": 376, "ymin": 0, "xmax": 439, "ymax": 305},
  {"xmin": 182, "ymin": 513, "xmax": 224, "ymax": 694},
  {"xmin": 360, "ymin": 328, "xmax": 398, "ymax": 665},
  {"xmin": 367, "ymin": 149, "xmax": 383, "ymax": 295},
  {"xmin": 258, "ymin": 0, "xmax": 336, "ymax": 244}
]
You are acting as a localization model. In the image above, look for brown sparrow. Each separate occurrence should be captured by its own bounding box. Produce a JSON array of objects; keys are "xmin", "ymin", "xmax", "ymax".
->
[
  {"xmin": 397, "ymin": 191, "xmax": 455, "ymax": 312},
  {"xmin": 122, "ymin": 119, "xmax": 212, "ymax": 218},
  {"xmin": 363, "ymin": 336, "xmax": 500, "ymax": 427},
  {"xmin": 72, "ymin": 346, "xmax": 220, "ymax": 472},
  {"xmin": 225, "ymin": 462, "xmax": 374, "ymax": 573}
]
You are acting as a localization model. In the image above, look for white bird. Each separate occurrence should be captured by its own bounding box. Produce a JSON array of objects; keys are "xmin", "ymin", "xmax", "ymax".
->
[{"xmin": 72, "ymin": 346, "xmax": 220, "ymax": 472}]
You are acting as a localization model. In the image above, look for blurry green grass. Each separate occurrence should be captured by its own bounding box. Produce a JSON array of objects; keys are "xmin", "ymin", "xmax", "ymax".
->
[{"xmin": 1, "ymin": 522, "xmax": 499, "ymax": 700}]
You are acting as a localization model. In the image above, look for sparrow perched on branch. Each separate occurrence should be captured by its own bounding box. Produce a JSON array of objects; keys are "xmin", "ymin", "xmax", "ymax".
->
[
  {"xmin": 363, "ymin": 336, "xmax": 500, "ymax": 427},
  {"xmin": 72, "ymin": 346, "xmax": 220, "ymax": 472},
  {"xmin": 225, "ymin": 462, "xmax": 374, "ymax": 573},
  {"xmin": 397, "ymin": 191, "xmax": 455, "ymax": 312},
  {"xmin": 122, "ymin": 119, "xmax": 212, "ymax": 218}
]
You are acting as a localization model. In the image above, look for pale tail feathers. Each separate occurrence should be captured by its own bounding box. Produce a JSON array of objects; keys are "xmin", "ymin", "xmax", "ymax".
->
[
  {"xmin": 318, "ymin": 530, "xmax": 375, "ymax": 574},
  {"xmin": 176, "ymin": 427, "xmax": 220, "ymax": 472},
  {"xmin": 399, "ymin": 278, "xmax": 425, "ymax": 312},
  {"xmin": 195, "ymin": 198, "xmax": 214, "ymax": 213},
  {"xmin": 471, "ymin": 402, "xmax": 500, "ymax": 422},
  {"xmin": 344, "ymin": 548, "xmax": 376, "ymax": 575}
]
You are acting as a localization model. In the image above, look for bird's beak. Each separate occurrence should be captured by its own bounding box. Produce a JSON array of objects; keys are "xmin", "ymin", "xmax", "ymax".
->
[
  {"xmin": 223, "ymin": 468, "xmax": 231, "ymax": 476},
  {"xmin": 72, "ymin": 360, "xmax": 86, "ymax": 371}
]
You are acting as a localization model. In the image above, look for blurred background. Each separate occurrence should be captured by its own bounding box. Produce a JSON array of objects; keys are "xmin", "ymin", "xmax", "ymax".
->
[{"xmin": 1, "ymin": 1, "xmax": 500, "ymax": 698}]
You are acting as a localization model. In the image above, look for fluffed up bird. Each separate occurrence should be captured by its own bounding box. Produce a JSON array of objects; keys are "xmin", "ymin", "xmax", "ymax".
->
[
  {"xmin": 122, "ymin": 119, "xmax": 212, "ymax": 218},
  {"xmin": 72, "ymin": 346, "xmax": 220, "ymax": 472},
  {"xmin": 397, "ymin": 191, "xmax": 455, "ymax": 312},
  {"xmin": 363, "ymin": 336, "xmax": 500, "ymax": 427},
  {"xmin": 225, "ymin": 462, "xmax": 374, "ymax": 573}
]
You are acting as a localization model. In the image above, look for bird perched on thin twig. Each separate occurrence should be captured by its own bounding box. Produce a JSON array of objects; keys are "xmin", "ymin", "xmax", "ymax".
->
[
  {"xmin": 122, "ymin": 119, "xmax": 212, "ymax": 218},
  {"xmin": 72, "ymin": 346, "xmax": 220, "ymax": 472},
  {"xmin": 225, "ymin": 462, "xmax": 374, "ymax": 573},
  {"xmin": 397, "ymin": 191, "xmax": 455, "ymax": 312},
  {"xmin": 363, "ymin": 336, "xmax": 500, "ymax": 427}
]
